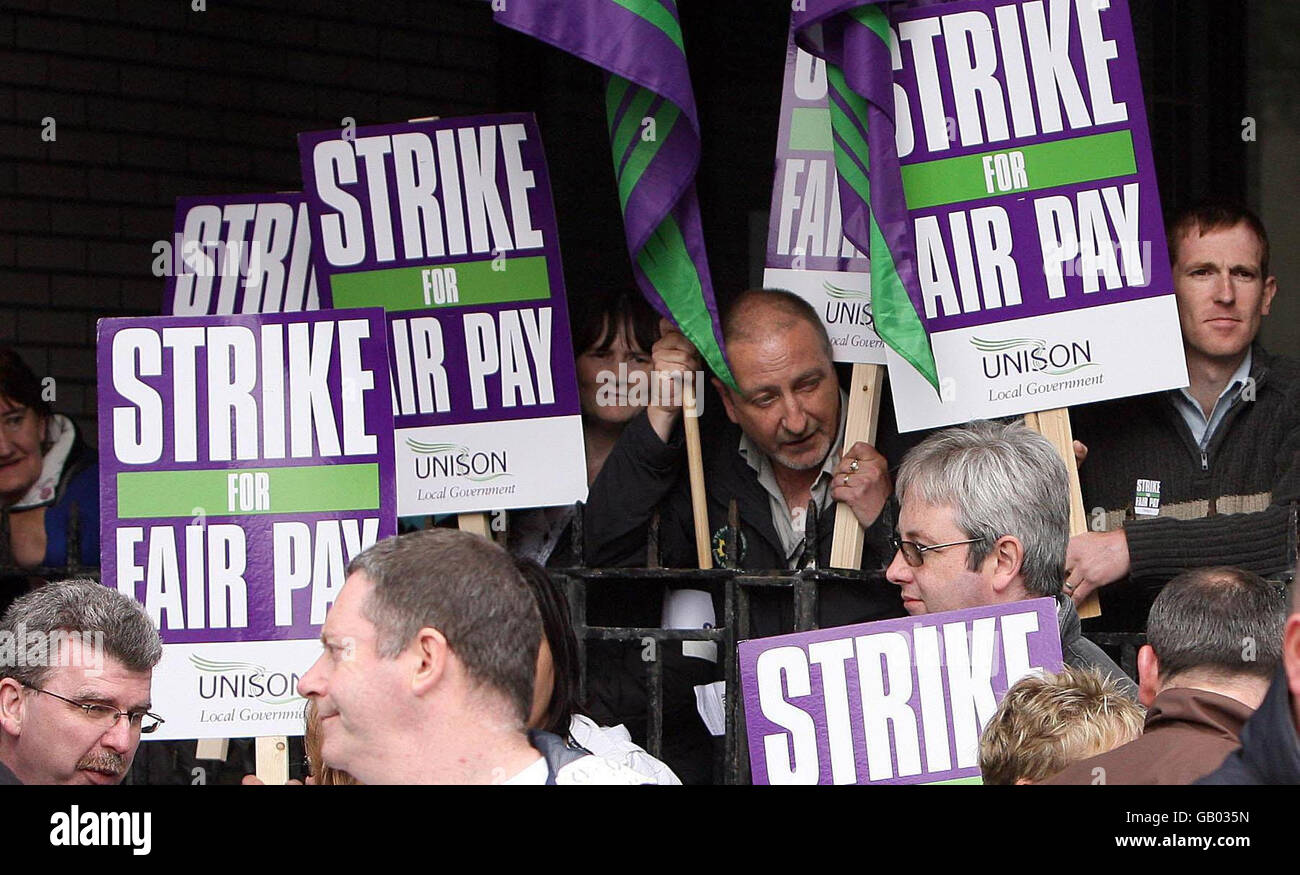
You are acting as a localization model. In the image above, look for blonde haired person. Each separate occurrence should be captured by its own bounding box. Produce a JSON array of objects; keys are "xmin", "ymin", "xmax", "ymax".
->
[{"xmin": 979, "ymin": 666, "xmax": 1145, "ymax": 785}]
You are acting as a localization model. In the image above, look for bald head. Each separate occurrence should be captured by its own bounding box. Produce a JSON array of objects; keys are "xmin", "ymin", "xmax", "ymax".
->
[{"xmin": 723, "ymin": 289, "xmax": 833, "ymax": 360}]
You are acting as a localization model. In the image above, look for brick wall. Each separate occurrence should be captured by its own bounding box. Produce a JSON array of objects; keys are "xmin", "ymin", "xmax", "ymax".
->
[{"xmin": 1, "ymin": 0, "xmax": 501, "ymax": 441}]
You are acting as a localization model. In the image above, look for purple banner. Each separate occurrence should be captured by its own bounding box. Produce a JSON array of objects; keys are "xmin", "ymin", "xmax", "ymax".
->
[
  {"xmin": 740, "ymin": 598, "xmax": 1063, "ymax": 784},
  {"xmin": 163, "ymin": 193, "xmax": 321, "ymax": 316},
  {"xmin": 97, "ymin": 308, "xmax": 396, "ymax": 644}
]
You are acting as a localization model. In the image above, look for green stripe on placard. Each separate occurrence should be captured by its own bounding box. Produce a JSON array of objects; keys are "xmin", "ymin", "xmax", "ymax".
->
[
  {"xmin": 926, "ymin": 775, "xmax": 984, "ymax": 785},
  {"xmin": 327, "ymin": 256, "xmax": 550, "ymax": 311},
  {"xmin": 901, "ymin": 130, "xmax": 1137, "ymax": 210},
  {"xmin": 116, "ymin": 463, "xmax": 379, "ymax": 518},
  {"xmin": 789, "ymin": 106, "xmax": 833, "ymax": 152}
]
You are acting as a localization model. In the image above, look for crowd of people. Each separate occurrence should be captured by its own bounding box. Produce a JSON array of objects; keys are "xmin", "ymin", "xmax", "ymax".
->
[{"xmin": 1, "ymin": 202, "xmax": 1297, "ymax": 785}]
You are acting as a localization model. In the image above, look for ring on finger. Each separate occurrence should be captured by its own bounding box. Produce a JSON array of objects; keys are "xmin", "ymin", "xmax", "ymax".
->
[
  {"xmin": 848, "ymin": 459, "xmax": 860, "ymax": 473},
  {"xmin": 842, "ymin": 474, "xmax": 850, "ymax": 486}
]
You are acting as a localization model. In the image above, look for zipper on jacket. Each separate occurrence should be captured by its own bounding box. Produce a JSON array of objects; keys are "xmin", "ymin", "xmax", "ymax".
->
[{"xmin": 1200, "ymin": 449, "xmax": 1209, "ymax": 471}]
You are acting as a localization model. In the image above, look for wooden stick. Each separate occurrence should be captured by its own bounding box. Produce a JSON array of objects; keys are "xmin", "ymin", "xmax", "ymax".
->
[
  {"xmin": 457, "ymin": 512, "xmax": 492, "ymax": 538},
  {"xmin": 195, "ymin": 738, "xmax": 229, "ymax": 761},
  {"xmin": 255, "ymin": 735, "xmax": 289, "ymax": 785},
  {"xmin": 1024, "ymin": 407, "xmax": 1100, "ymax": 618},
  {"xmin": 830, "ymin": 364, "xmax": 885, "ymax": 569},
  {"xmin": 682, "ymin": 377, "xmax": 713, "ymax": 569}
]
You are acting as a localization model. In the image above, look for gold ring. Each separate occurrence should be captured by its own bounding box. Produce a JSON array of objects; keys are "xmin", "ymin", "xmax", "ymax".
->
[{"xmin": 842, "ymin": 474, "xmax": 850, "ymax": 486}]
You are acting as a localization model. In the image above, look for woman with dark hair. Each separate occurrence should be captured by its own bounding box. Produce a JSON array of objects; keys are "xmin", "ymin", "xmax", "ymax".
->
[
  {"xmin": 0, "ymin": 346, "xmax": 98, "ymax": 612},
  {"xmin": 517, "ymin": 557, "xmax": 680, "ymax": 785},
  {"xmin": 506, "ymin": 292, "xmax": 660, "ymax": 566}
]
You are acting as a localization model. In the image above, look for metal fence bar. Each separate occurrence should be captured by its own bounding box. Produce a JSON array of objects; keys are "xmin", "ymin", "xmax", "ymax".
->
[{"xmin": 645, "ymin": 641, "xmax": 664, "ymax": 759}]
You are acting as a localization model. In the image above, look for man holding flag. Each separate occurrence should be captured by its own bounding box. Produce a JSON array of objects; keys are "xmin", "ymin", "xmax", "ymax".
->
[
  {"xmin": 586, "ymin": 289, "xmax": 903, "ymax": 633},
  {"xmin": 493, "ymin": 0, "xmax": 934, "ymax": 619}
]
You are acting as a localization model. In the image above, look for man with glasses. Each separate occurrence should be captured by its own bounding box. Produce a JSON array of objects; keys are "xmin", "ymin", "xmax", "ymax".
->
[
  {"xmin": 0, "ymin": 579, "xmax": 162, "ymax": 784},
  {"xmin": 887, "ymin": 420, "xmax": 1137, "ymax": 698}
]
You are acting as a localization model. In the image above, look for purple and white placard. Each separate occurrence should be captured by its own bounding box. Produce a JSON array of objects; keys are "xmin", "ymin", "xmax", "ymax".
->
[
  {"xmin": 298, "ymin": 113, "xmax": 586, "ymax": 516},
  {"xmin": 163, "ymin": 193, "xmax": 321, "ymax": 316},
  {"xmin": 764, "ymin": 31, "xmax": 886, "ymax": 364},
  {"xmin": 886, "ymin": 0, "xmax": 1186, "ymax": 429},
  {"xmin": 740, "ymin": 598, "xmax": 1064, "ymax": 784},
  {"xmin": 98, "ymin": 308, "xmax": 395, "ymax": 738}
]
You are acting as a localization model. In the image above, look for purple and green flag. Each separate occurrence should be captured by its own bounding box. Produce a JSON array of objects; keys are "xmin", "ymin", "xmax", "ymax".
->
[
  {"xmin": 793, "ymin": 1, "xmax": 940, "ymax": 392},
  {"xmin": 493, "ymin": 0, "xmax": 735, "ymax": 388}
]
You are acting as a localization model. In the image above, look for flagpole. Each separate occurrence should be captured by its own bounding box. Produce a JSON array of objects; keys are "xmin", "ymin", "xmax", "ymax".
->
[{"xmin": 682, "ymin": 376, "xmax": 712, "ymax": 569}]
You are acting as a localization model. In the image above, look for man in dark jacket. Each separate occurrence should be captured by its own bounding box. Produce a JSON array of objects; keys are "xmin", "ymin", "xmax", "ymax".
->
[
  {"xmin": 1066, "ymin": 204, "xmax": 1299, "ymax": 629},
  {"xmin": 1199, "ymin": 576, "xmax": 1300, "ymax": 784},
  {"xmin": 585, "ymin": 288, "xmax": 904, "ymax": 636},
  {"xmin": 887, "ymin": 420, "xmax": 1138, "ymax": 698},
  {"xmin": 1048, "ymin": 566, "xmax": 1287, "ymax": 784},
  {"xmin": 580, "ymin": 291, "xmax": 906, "ymax": 782}
]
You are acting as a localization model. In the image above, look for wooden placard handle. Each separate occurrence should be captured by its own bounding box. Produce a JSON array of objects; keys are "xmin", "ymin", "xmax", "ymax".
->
[
  {"xmin": 1023, "ymin": 407, "xmax": 1100, "ymax": 618},
  {"xmin": 195, "ymin": 738, "xmax": 229, "ymax": 761},
  {"xmin": 255, "ymin": 735, "xmax": 289, "ymax": 785},
  {"xmin": 829, "ymin": 364, "xmax": 885, "ymax": 569},
  {"xmin": 457, "ymin": 512, "xmax": 492, "ymax": 538}
]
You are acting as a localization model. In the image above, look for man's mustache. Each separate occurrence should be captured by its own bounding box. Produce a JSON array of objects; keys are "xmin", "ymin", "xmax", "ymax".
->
[{"xmin": 77, "ymin": 751, "xmax": 126, "ymax": 776}]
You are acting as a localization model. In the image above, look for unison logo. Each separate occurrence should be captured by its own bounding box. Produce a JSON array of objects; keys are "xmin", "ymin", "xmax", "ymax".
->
[
  {"xmin": 822, "ymin": 281, "xmax": 874, "ymax": 329},
  {"xmin": 972, "ymin": 336, "xmax": 1098, "ymax": 379},
  {"xmin": 190, "ymin": 655, "xmax": 300, "ymax": 705},
  {"xmin": 406, "ymin": 440, "xmax": 511, "ymax": 482}
]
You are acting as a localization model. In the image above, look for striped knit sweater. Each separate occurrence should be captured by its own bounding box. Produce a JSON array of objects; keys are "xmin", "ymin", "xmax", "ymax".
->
[{"xmin": 1069, "ymin": 344, "xmax": 1300, "ymax": 627}]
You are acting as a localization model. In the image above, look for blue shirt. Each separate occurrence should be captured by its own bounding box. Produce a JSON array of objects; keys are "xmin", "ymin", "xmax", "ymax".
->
[{"xmin": 1170, "ymin": 350, "xmax": 1252, "ymax": 451}]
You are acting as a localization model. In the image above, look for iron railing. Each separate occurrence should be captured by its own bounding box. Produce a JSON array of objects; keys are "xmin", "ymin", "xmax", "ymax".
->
[{"xmin": 4, "ymin": 498, "xmax": 1158, "ymax": 785}]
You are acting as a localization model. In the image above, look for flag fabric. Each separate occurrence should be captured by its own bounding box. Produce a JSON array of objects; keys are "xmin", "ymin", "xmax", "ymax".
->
[
  {"xmin": 494, "ymin": 0, "xmax": 736, "ymax": 388},
  {"xmin": 792, "ymin": 1, "xmax": 940, "ymax": 392}
]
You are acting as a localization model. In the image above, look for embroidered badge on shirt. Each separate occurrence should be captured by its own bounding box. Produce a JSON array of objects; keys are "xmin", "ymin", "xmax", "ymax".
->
[
  {"xmin": 1133, "ymin": 478, "xmax": 1161, "ymax": 516},
  {"xmin": 711, "ymin": 525, "xmax": 747, "ymax": 569}
]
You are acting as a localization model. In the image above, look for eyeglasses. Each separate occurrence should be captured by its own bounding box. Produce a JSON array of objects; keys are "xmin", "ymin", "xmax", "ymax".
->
[
  {"xmin": 24, "ymin": 684, "xmax": 164, "ymax": 734},
  {"xmin": 889, "ymin": 534, "xmax": 981, "ymax": 567}
]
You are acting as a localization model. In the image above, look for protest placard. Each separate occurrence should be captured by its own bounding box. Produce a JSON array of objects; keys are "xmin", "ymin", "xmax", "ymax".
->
[
  {"xmin": 740, "ymin": 598, "xmax": 1063, "ymax": 784},
  {"xmin": 163, "ymin": 194, "xmax": 321, "ymax": 316},
  {"xmin": 764, "ymin": 33, "xmax": 887, "ymax": 365},
  {"xmin": 97, "ymin": 308, "xmax": 396, "ymax": 739},
  {"xmin": 298, "ymin": 113, "xmax": 586, "ymax": 517},
  {"xmin": 877, "ymin": 0, "xmax": 1185, "ymax": 431}
]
